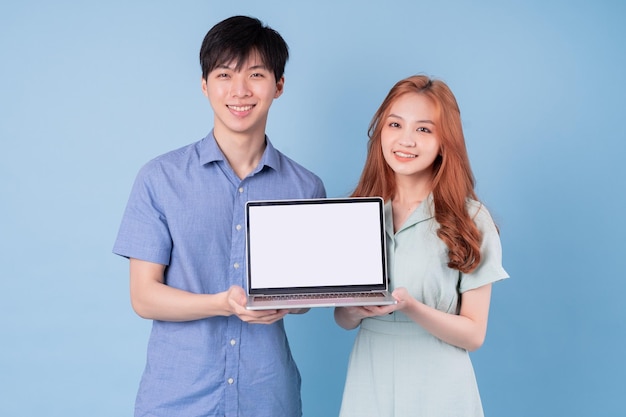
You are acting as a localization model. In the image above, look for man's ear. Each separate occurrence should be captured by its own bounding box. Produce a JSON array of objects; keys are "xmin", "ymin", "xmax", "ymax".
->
[
  {"xmin": 274, "ymin": 76, "xmax": 285, "ymax": 99},
  {"xmin": 201, "ymin": 77, "xmax": 209, "ymax": 98}
]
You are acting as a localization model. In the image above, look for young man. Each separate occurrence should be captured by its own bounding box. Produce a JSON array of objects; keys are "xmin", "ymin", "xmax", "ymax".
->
[{"xmin": 113, "ymin": 16, "xmax": 326, "ymax": 417}]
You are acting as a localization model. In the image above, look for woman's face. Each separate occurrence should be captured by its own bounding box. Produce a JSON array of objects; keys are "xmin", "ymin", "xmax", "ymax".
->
[{"xmin": 380, "ymin": 92, "xmax": 441, "ymax": 181}]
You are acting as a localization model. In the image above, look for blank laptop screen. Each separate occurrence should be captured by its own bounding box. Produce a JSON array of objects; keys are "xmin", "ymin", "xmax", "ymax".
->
[{"xmin": 246, "ymin": 198, "xmax": 386, "ymax": 291}]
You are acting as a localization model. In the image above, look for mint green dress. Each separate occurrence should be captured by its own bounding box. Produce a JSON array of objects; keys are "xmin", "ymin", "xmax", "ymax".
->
[{"xmin": 339, "ymin": 195, "xmax": 509, "ymax": 417}]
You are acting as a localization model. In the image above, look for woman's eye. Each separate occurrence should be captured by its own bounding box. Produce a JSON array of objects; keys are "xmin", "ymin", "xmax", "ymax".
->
[
  {"xmin": 389, "ymin": 122, "xmax": 400, "ymax": 128},
  {"xmin": 417, "ymin": 127, "xmax": 431, "ymax": 133}
]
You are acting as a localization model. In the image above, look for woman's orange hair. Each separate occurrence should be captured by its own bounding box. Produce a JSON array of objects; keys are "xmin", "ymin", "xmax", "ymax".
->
[{"xmin": 352, "ymin": 75, "xmax": 482, "ymax": 273}]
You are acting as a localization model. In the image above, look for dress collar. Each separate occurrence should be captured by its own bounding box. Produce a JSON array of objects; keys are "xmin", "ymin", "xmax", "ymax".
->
[{"xmin": 385, "ymin": 193, "xmax": 436, "ymax": 236}]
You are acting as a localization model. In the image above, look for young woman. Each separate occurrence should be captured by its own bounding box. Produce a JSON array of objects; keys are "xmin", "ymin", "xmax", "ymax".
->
[{"xmin": 335, "ymin": 75, "xmax": 509, "ymax": 417}]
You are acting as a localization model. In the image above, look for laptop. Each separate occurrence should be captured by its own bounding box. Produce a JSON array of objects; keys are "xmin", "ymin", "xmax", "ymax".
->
[{"xmin": 245, "ymin": 197, "xmax": 397, "ymax": 310}]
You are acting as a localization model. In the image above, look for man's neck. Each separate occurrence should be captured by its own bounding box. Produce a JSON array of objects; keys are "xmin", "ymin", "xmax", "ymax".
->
[{"xmin": 213, "ymin": 129, "xmax": 267, "ymax": 180}]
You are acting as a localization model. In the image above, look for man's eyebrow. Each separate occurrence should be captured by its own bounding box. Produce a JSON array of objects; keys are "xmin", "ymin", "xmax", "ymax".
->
[{"xmin": 214, "ymin": 63, "xmax": 268, "ymax": 71}]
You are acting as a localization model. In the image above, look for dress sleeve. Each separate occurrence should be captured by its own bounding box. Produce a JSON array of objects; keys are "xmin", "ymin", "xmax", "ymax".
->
[
  {"xmin": 112, "ymin": 161, "xmax": 173, "ymax": 265},
  {"xmin": 459, "ymin": 203, "xmax": 509, "ymax": 293}
]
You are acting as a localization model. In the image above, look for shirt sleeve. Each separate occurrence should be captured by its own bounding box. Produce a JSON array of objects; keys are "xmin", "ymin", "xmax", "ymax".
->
[
  {"xmin": 313, "ymin": 177, "xmax": 327, "ymax": 199},
  {"xmin": 112, "ymin": 161, "xmax": 173, "ymax": 265},
  {"xmin": 459, "ymin": 203, "xmax": 509, "ymax": 293}
]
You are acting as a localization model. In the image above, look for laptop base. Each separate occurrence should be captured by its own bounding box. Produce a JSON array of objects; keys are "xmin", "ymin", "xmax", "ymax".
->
[{"xmin": 246, "ymin": 291, "xmax": 397, "ymax": 310}]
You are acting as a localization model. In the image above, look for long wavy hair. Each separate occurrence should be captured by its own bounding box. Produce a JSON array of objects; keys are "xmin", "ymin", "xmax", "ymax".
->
[{"xmin": 352, "ymin": 75, "xmax": 482, "ymax": 273}]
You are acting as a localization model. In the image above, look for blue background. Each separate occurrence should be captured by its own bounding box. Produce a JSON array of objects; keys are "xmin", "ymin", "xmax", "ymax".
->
[{"xmin": 1, "ymin": 1, "xmax": 625, "ymax": 416}]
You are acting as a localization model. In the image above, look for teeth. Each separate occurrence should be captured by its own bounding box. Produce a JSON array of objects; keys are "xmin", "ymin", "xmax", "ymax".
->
[
  {"xmin": 229, "ymin": 105, "xmax": 253, "ymax": 111},
  {"xmin": 395, "ymin": 151, "xmax": 416, "ymax": 158}
]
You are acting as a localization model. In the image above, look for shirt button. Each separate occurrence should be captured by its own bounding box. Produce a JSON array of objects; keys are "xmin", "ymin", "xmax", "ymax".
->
[
  {"xmin": 238, "ymin": 187, "xmax": 244, "ymax": 193},
  {"xmin": 236, "ymin": 224, "xmax": 242, "ymax": 231},
  {"xmin": 230, "ymin": 339, "xmax": 236, "ymax": 346},
  {"xmin": 227, "ymin": 377, "xmax": 234, "ymax": 385},
  {"xmin": 233, "ymin": 262, "xmax": 240, "ymax": 269}
]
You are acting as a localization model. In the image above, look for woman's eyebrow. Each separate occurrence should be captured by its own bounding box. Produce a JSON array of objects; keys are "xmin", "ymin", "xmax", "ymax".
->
[{"xmin": 388, "ymin": 113, "xmax": 435, "ymax": 125}]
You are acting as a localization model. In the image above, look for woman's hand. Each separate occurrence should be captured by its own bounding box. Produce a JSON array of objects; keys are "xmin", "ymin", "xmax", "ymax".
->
[
  {"xmin": 392, "ymin": 284, "xmax": 493, "ymax": 351},
  {"xmin": 333, "ymin": 293, "xmax": 404, "ymax": 330},
  {"xmin": 391, "ymin": 287, "xmax": 415, "ymax": 311}
]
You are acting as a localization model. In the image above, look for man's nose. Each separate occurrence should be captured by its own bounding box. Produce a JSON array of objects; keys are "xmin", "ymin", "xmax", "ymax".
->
[{"xmin": 230, "ymin": 75, "xmax": 251, "ymax": 97}]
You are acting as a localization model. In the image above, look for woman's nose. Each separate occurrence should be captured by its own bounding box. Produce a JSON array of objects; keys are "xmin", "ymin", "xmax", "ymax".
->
[{"xmin": 398, "ymin": 132, "xmax": 416, "ymax": 147}]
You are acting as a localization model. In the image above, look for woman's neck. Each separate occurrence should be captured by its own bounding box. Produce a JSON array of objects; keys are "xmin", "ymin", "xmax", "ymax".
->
[
  {"xmin": 394, "ymin": 174, "xmax": 431, "ymax": 205},
  {"xmin": 391, "ymin": 176, "xmax": 432, "ymax": 232}
]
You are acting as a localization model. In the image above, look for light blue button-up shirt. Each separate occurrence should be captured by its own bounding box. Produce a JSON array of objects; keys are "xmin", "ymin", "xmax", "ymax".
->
[{"xmin": 113, "ymin": 131, "xmax": 326, "ymax": 417}]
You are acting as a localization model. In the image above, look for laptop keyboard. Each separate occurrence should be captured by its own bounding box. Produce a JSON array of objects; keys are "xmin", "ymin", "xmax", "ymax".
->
[{"xmin": 254, "ymin": 292, "xmax": 386, "ymax": 301}]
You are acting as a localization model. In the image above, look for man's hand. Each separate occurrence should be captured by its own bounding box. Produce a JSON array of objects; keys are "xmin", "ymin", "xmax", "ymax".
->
[{"xmin": 225, "ymin": 285, "xmax": 288, "ymax": 324}]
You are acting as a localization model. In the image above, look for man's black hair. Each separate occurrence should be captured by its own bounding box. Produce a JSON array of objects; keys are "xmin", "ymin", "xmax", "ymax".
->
[{"xmin": 200, "ymin": 16, "xmax": 289, "ymax": 82}]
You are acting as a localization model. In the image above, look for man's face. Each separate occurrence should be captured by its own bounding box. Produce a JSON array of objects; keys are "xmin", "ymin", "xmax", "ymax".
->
[{"xmin": 202, "ymin": 51, "xmax": 284, "ymax": 140}]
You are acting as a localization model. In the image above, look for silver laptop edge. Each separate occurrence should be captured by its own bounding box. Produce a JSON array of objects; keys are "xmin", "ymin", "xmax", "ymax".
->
[{"xmin": 244, "ymin": 197, "xmax": 396, "ymax": 310}]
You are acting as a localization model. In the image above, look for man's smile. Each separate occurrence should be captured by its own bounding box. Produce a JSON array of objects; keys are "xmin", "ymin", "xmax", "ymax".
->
[{"xmin": 228, "ymin": 104, "xmax": 254, "ymax": 112}]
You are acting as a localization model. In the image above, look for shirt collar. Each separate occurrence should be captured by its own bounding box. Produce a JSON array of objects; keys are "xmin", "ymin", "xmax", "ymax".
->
[{"xmin": 198, "ymin": 130, "xmax": 281, "ymax": 172}]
